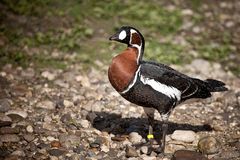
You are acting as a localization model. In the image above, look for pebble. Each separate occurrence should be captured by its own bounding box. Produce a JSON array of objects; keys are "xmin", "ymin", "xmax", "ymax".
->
[
  {"xmin": 90, "ymin": 142, "xmax": 100, "ymax": 149},
  {"xmin": 79, "ymin": 119, "xmax": 90, "ymax": 128},
  {"xmin": 166, "ymin": 143, "xmax": 186, "ymax": 153},
  {"xmin": 11, "ymin": 150, "xmax": 25, "ymax": 157},
  {"xmin": 101, "ymin": 144, "xmax": 109, "ymax": 153},
  {"xmin": 190, "ymin": 59, "xmax": 211, "ymax": 75},
  {"xmin": 51, "ymin": 140, "xmax": 61, "ymax": 148},
  {"xmin": 63, "ymin": 100, "xmax": 74, "ymax": 107},
  {"xmin": 0, "ymin": 99, "xmax": 11, "ymax": 113},
  {"xmin": 48, "ymin": 148, "xmax": 66, "ymax": 157},
  {"xmin": 59, "ymin": 134, "xmax": 81, "ymax": 148},
  {"xmin": 198, "ymin": 136, "xmax": 220, "ymax": 154},
  {"xmin": 140, "ymin": 146, "xmax": 149, "ymax": 154},
  {"xmin": 111, "ymin": 135, "xmax": 127, "ymax": 142},
  {"xmin": 172, "ymin": 150, "xmax": 208, "ymax": 160},
  {"xmin": 171, "ymin": 130, "xmax": 196, "ymax": 143},
  {"xmin": 60, "ymin": 113, "xmax": 72, "ymax": 123},
  {"xmin": 5, "ymin": 110, "xmax": 28, "ymax": 121},
  {"xmin": 125, "ymin": 146, "xmax": 138, "ymax": 158},
  {"xmin": 36, "ymin": 100, "xmax": 56, "ymax": 110},
  {"xmin": 142, "ymin": 156, "xmax": 156, "ymax": 160},
  {"xmin": 23, "ymin": 134, "xmax": 35, "ymax": 142},
  {"xmin": 0, "ymin": 127, "xmax": 19, "ymax": 134},
  {"xmin": 26, "ymin": 125, "xmax": 34, "ymax": 133},
  {"xmin": 0, "ymin": 114, "xmax": 12, "ymax": 127},
  {"xmin": 0, "ymin": 134, "xmax": 20, "ymax": 142},
  {"xmin": 41, "ymin": 71, "xmax": 56, "ymax": 81},
  {"xmin": 129, "ymin": 132, "xmax": 143, "ymax": 144}
]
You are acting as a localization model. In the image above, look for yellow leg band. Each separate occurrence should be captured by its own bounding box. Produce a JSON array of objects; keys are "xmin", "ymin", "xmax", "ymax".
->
[{"xmin": 147, "ymin": 134, "xmax": 154, "ymax": 139}]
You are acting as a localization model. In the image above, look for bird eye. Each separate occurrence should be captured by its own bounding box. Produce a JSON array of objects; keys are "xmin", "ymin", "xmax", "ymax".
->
[{"xmin": 119, "ymin": 30, "xmax": 127, "ymax": 40}]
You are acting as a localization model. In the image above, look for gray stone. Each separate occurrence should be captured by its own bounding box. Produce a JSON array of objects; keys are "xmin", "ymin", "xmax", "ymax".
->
[
  {"xmin": 171, "ymin": 130, "xmax": 196, "ymax": 143},
  {"xmin": 140, "ymin": 146, "xmax": 148, "ymax": 154},
  {"xmin": 41, "ymin": 71, "xmax": 56, "ymax": 81},
  {"xmin": 172, "ymin": 150, "xmax": 208, "ymax": 160},
  {"xmin": 129, "ymin": 132, "xmax": 143, "ymax": 144},
  {"xmin": 5, "ymin": 110, "xmax": 28, "ymax": 121},
  {"xmin": 79, "ymin": 119, "xmax": 90, "ymax": 128},
  {"xmin": 36, "ymin": 100, "xmax": 56, "ymax": 110},
  {"xmin": 0, "ymin": 99, "xmax": 11, "ymax": 113},
  {"xmin": 23, "ymin": 134, "xmax": 35, "ymax": 142},
  {"xmin": 0, "ymin": 134, "xmax": 20, "ymax": 142},
  {"xmin": 26, "ymin": 125, "xmax": 34, "ymax": 133},
  {"xmin": 60, "ymin": 113, "xmax": 72, "ymax": 123},
  {"xmin": 0, "ymin": 127, "xmax": 20, "ymax": 134},
  {"xmin": 48, "ymin": 148, "xmax": 66, "ymax": 157},
  {"xmin": 0, "ymin": 114, "xmax": 12, "ymax": 127},
  {"xmin": 198, "ymin": 136, "xmax": 220, "ymax": 154},
  {"xmin": 11, "ymin": 150, "xmax": 25, "ymax": 157},
  {"xmin": 125, "ymin": 146, "xmax": 138, "ymax": 158}
]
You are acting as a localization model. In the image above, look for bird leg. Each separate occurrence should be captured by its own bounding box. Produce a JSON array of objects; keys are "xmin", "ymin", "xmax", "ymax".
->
[
  {"xmin": 143, "ymin": 107, "xmax": 155, "ymax": 154},
  {"xmin": 156, "ymin": 114, "xmax": 169, "ymax": 154}
]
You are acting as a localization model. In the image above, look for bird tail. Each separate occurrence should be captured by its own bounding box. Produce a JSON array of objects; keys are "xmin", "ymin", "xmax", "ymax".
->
[{"xmin": 205, "ymin": 79, "xmax": 228, "ymax": 92}]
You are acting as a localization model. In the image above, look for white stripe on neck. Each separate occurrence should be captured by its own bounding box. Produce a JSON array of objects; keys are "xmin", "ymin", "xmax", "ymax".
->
[
  {"xmin": 120, "ymin": 66, "xmax": 141, "ymax": 94},
  {"xmin": 130, "ymin": 29, "xmax": 142, "ymax": 64},
  {"xmin": 140, "ymin": 75, "xmax": 181, "ymax": 101}
]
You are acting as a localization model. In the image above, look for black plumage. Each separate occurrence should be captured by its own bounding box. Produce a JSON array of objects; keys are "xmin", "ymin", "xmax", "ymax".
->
[{"xmin": 108, "ymin": 26, "xmax": 228, "ymax": 154}]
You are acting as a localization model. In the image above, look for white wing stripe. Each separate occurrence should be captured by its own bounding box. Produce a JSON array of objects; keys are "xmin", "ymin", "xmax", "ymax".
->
[{"xmin": 140, "ymin": 75, "xmax": 181, "ymax": 101}]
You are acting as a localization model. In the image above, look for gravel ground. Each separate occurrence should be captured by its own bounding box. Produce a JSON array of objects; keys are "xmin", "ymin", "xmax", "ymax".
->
[
  {"xmin": 0, "ymin": 58, "xmax": 239, "ymax": 160},
  {"xmin": 0, "ymin": 1, "xmax": 240, "ymax": 160}
]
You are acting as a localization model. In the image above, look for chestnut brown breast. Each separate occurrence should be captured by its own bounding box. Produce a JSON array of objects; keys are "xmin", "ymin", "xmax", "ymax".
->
[{"xmin": 108, "ymin": 47, "xmax": 139, "ymax": 92}]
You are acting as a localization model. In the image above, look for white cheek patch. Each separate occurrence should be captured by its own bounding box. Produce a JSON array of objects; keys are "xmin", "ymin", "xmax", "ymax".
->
[
  {"xmin": 140, "ymin": 75, "xmax": 181, "ymax": 101},
  {"xmin": 119, "ymin": 30, "xmax": 127, "ymax": 40}
]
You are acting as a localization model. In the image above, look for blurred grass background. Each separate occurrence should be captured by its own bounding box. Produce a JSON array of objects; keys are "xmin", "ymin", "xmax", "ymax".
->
[{"xmin": 0, "ymin": 0, "xmax": 239, "ymax": 76}]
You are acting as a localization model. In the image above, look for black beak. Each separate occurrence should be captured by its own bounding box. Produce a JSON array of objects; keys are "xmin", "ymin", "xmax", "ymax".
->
[{"xmin": 109, "ymin": 33, "xmax": 119, "ymax": 41}]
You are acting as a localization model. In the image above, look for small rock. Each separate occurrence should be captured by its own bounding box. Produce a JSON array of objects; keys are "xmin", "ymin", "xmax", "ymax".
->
[
  {"xmin": 198, "ymin": 136, "xmax": 220, "ymax": 154},
  {"xmin": 86, "ymin": 112, "xmax": 97, "ymax": 124},
  {"xmin": 181, "ymin": 9, "xmax": 193, "ymax": 16},
  {"xmin": 140, "ymin": 146, "xmax": 148, "ymax": 154},
  {"xmin": 59, "ymin": 134, "xmax": 81, "ymax": 148},
  {"xmin": 60, "ymin": 113, "xmax": 73, "ymax": 124},
  {"xmin": 63, "ymin": 100, "xmax": 74, "ymax": 107},
  {"xmin": 26, "ymin": 125, "xmax": 34, "ymax": 133},
  {"xmin": 125, "ymin": 146, "xmax": 138, "ymax": 158},
  {"xmin": 79, "ymin": 119, "xmax": 90, "ymax": 128},
  {"xmin": 5, "ymin": 110, "xmax": 28, "ymax": 121},
  {"xmin": 171, "ymin": 130, "xmax": 196, "ymax": 143},
  {"xmin": 172, "ymin": 150, "xmax": 208, "ymax": 160},
  {"xmin": 142, "ymin": 156, "xmax": 157, "ymax": 160},
  {"xmin": 111, "ymin": 135, "xmax": 127, "ymax": 142},
  {"xmin": 11, "ymin": 150, "xmax": 25, "ymax": 157},
  {"xmin": 166, "ymin": 143, "xmax": 186, "ymax": 153},
  {"xmin": 129, "ymin": 132, "xmax": 143, "ymax": 144},
  {"xmin": 36, "ymin": 100, "xmax": 56, "ymax": 110},
  {"xmin": 48, "ymin": 148, "xmax": 66, "ymax": 157},
  {"xmin": 190, "ymin": 59, "xmax": 211, "ymax": 75},
  {"xmin": 41, "ymin": 71, "xmax": 56, "ymax": 81},
  {"xmin": 23, "ymin": 134, "xmax": 35, "ymax": 142},
  {"xmin": 51, "ymin": 140, "xmax": 61, "ymax": 148},
  {"xmin": 54, "ymin": 79, "xmax": 69, "ymax": 88},
  {"xmin": 90, "ymin": 142, "xmax": 100, "ymax": 149},
  {"xmin": 0, "ymin": 114, "xmax": 12, "ymax": 127},
  {"xmin": 73, "ymin": 145, "xmax": 85, "ymax": 154},
  {"xmin": 101, "ymin": 144, "xmax": 109, "ymax": 153},
  {"xmin": 0, "ymin": 134, "xmax": 20, "ymax": 142},
  {"xmin": 0, "ymin": 99, "xmax": 11, "ymax": 113},
  {"xmin": 218, "ymin": 150, "xmax": 240, "ymax": 159},
  {"xmin": 11, "ymin": 85, "xmax": 28, "ymax": 97},
  {"xmin": 0, "ymin": 127, "xmax": 20, "ymax": 134}
]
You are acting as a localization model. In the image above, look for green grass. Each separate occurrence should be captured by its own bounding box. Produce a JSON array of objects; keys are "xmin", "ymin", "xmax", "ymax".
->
[{"xmin": 0, "ymin": 0, "xmax": 238, "ymax": 76}]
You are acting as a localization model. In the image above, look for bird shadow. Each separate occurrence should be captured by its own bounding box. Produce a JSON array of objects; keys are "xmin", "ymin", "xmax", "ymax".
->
[{"xmin": 87, "ymin": 111, "xmax": 212, "ymax": 144}]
